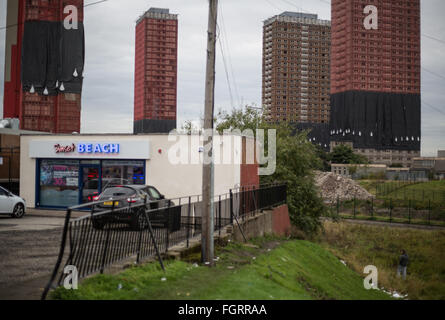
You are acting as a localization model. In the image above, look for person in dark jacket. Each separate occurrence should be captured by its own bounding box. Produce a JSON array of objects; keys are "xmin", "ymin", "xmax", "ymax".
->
[{"xmin": 397, "ymin": 250, "xmax": 409, "ymax": 280}]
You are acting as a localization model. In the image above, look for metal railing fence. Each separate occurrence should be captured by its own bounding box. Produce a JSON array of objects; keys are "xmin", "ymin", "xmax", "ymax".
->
[{"xmin": 41, "ymin": 183, "xmax": 287, "ymax": 299}]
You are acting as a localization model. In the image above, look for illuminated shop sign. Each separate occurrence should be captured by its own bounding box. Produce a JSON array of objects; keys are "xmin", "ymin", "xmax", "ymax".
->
[
  {"xmin": 54, "ymin": 144, "xmax": 76, "ymax": 154},
  {"xmin": 53, "ymin": 143, "xmax": 120, "ymax": 154},
  {"xmin": 30, "ymin": 140, "xmax": 150, "ymax": 160},
  {"xmin": 78, "ymin": 143, "xmax": 120, "ymax": 154}
]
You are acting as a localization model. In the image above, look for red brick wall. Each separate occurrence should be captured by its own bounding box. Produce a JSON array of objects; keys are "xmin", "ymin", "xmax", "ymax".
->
[
  {"xmin": 272, "ymin": 205, "xmax": 291, "ymax": 236},
  {"xmin": 134, "ymin": 19, "xmax": 147, "ymax": 122},
  {"xmin": 134, "ymin": 16, "xmax": 178, "ymax": 122},
  {"xmin": 331, "ymin": 0, "xmax": 420, "ymax": 95},
  {"xmin": 240, "ymin": 137, "xmax": 260, "ymax": 188}
]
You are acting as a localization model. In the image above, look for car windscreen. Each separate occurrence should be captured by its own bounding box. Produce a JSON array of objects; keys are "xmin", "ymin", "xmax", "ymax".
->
[{"xmin": 101, "ymin": 187, "xmax": 136, "ymax": 198}]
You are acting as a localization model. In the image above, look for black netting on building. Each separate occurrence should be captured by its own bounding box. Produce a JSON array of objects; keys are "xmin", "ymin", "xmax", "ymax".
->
[
  {"xmin": 292, "ymin": 122, "xmax": 331, "ymax": 151},
  {"xmin": 21, "ymin": 21, "xmax": 85, "ymax": 95},
  {"xmin": 330, "ymin": 91, "xmax": 421, "ymax": 151},
  {"xmin": 134, "ymin": 119, "xmax": 177, "ymax": 134}
]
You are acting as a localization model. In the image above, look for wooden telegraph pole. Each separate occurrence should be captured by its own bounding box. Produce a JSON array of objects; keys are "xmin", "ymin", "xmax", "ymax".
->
[{"xmin": 202, "ymin": 0, "xmax": 218, "ymax": 265}]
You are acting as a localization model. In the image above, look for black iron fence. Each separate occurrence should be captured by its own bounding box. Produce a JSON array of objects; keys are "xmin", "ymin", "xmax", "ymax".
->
[
  {"xmin": 375, "ymin": 181, "xmax": 445, "ymax": 205},
  {"xmin": 42, "ymin": 183, "xmax": 287, "ymax": 299},
  {"xmin": 326, "ymin": 196, "xmax": 445, "ymax": 227}
]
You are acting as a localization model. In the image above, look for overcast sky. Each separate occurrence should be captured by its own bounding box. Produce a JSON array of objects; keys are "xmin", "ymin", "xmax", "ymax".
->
[{"xmin": 0, "ymin": 0, "xmax": 444, "ymax": 156}]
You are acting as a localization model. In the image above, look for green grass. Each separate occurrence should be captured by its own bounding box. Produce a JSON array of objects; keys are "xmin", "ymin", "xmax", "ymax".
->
[
  {"xmin": 51, "ymin": 238, "xmax": 391, "ymax": 300},
  {"xmin": 316, "ymin": 221, "xmax": 445, "ymax": 300},
  {"xmin": 354, "ymin": 180, "xmax": 445, "ymax": 224},
  {"xmin": 359, "ymin": 180, "xmax": 445, "ymax": 205}
]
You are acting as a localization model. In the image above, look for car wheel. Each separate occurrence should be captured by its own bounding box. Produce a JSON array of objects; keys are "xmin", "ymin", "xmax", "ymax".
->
[{"xmin": 12, "ymin": 204, "xmax": 25, "ymax": 219}]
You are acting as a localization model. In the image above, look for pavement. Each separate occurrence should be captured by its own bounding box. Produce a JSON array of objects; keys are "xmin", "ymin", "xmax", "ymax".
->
[
  {"xmin": 0, "ymin": 208, "xmax": 87, "ymax": 300},
  {"xmin": 0, "ymin": 208, "xmax": 85, "ymax": 232}
]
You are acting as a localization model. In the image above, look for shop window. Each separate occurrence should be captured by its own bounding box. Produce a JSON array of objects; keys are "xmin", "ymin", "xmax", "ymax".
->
[
  {"xmin": 39, "ymin": 160, "xmax": 80, "ymax": 208},
  {"xmin": 102, "ymin": 161, "xmax": 145, "ymax": 186}
]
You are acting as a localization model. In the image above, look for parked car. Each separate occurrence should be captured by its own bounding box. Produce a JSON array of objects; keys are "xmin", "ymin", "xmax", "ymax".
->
[
  {"xmin": 82, "ymin": 178, "xmax": 130, "ymax": 203},
  {"xmin": 91, "ymin": 185, "xmax": 173, "ymax": 230},
  {"xmin": 0, "ymin": 186, "xmax": 26, "ymax": 219},
  {"xmin": 141, "ymin": 185, "xmax": 173, "ymax": 209}
]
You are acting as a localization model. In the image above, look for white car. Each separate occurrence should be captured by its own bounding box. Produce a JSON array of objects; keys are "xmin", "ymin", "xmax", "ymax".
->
[{"xmin": 0, "ymin": 186, "xmax": 26, "ymax": 218}]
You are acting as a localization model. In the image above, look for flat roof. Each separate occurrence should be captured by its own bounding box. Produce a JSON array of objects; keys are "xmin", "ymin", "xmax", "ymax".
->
[
  {"xmin": 1, "ymin": 128, "xmax": 50, "ymax": 136},
  {"xmin": 280, "ymin": 12, "xmax": 318, "ymax": 20},
  {"xmin": 264, "ymin": 11, "xmax": 330, "ymax": 26},
  {"xmin": 20, "ymin": 132, "xmax": 256, "ymax": 138},
  {"xmin": 137, "ymin": 7, "xmax": 178, "ymax": 24}
]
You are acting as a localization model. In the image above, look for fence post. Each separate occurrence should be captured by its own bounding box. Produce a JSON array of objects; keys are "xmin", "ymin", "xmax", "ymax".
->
[
  {"xmin": 428, "ymin": 200, "xmax": 432, "ymax": 226},
  {"xmin": 218, "ymin": 195, "xmax": 222, "ymax": 237},
  {"xmin": 165, "ymin": 202, "xmax": 171, "ymax": 253},
  {"xmin": 230, "ymin": 189, "xmax": 234, "ymax": 225},
  {"xmin": 408, "ymin": 199, "xmax": 411, "ymax": 225},
  {"xmin": 187, "ymin": 196, "xmax": 191, "ymax": 248},
  {"xmin": 336, "ymin": 196, "xmax": 340, "ymax": 217},
  {"xmin": 136, "ymin": 198, "xmax": 147, "ymax": 264},
  {"xmin": 389, "ymin": 199, "xmax": 393, "ymax": 224},
  {"xmin": 353, "ymin": 197, "xmax": 356, "ymax": 219}
]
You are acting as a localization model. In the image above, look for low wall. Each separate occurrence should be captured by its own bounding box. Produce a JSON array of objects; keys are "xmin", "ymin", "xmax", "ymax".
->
[{"xmin": 232, "ymin": 205, "xmax": 291, "ymax": 242}]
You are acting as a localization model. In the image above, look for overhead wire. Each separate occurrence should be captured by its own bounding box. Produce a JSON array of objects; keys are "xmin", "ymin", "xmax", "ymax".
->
[{"xmin": 219, "ymin": 0, "xmax": 241, "ymax": 108}]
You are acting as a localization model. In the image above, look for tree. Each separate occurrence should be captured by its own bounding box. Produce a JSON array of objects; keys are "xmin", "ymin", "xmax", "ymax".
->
[
  {"xmin": 261, "ymin": 125, "xmax": 326, "ymax": 235},
  {"xmin": 329, "ymin": 145, "xmax": 368, "ymax": 165},
  {"xmin": 217, "ymin": 106, "xmax": 326, "ymax": 236},
  {"xmin": 216, "ymin": 106, "xmax": 263, "ymax": 134},
  {"xmin": 180, "ymin": 120, "xmax": 201, "ymax": 135},
  {"xmin": 314, "ymin": 145, "xmax": 331, "ymax": 172}
]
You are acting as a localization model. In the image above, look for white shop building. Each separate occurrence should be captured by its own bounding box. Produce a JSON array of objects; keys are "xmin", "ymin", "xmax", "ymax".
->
[{"xmin": 20, "ymin": 134, "xmax": 258, "ymax": 209}]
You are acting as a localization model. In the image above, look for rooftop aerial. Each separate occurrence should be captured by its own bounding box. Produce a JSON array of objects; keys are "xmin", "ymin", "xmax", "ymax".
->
[
  {"xmin": 137, "ymin": 7, "xmax": 178, "ymax": 23},
  {"xmin": 264, "ymin": 11, "xmax": 330, "ymax": 26},
  {"xmin": 148, "ymin": 8, "xmax": 170, "ymax": 14},
  {"xmin": 279, "ymin": 12, "xmax": 318, "ymax": 20}
]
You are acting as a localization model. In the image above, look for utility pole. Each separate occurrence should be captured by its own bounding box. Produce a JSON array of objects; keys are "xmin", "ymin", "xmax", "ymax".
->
[{"xmin": 202, "ymin": 0, "xmax": 218, "ymax": 266}]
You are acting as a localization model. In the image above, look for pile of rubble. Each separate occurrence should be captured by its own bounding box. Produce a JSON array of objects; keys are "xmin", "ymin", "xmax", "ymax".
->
[{"xmin": 314, "ymin": 171, "xmax": 374, "ymax": 203}]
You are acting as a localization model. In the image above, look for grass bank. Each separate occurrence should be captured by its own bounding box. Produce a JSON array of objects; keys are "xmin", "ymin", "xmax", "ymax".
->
[
  {"xmin": 359, "ymin": 180, "xmax": 445, "ymax": 204},
  {"xmin": 51, "ymin": 238, "xmax": 390, "ymax": 300},
  {"xmin": 316, "ymin": 221, "xmax": 445, "ymax": 300}
]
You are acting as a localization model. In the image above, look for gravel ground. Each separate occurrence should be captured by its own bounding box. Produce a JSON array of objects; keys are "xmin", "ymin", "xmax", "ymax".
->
[{"xmin": 0, "ymin": 228, "xmax": 64, "ymax": 299}]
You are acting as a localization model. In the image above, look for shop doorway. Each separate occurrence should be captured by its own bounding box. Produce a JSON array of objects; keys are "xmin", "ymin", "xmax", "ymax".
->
[{"xmin": 80, "ymin": 165, "xmax": 101, "ymax": 204}]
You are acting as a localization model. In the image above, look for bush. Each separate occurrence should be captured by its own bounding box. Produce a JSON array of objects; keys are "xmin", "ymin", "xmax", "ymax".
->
[{"xmin": 217, "ymin": 107, "xmax": 327, "ymax": 236}]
